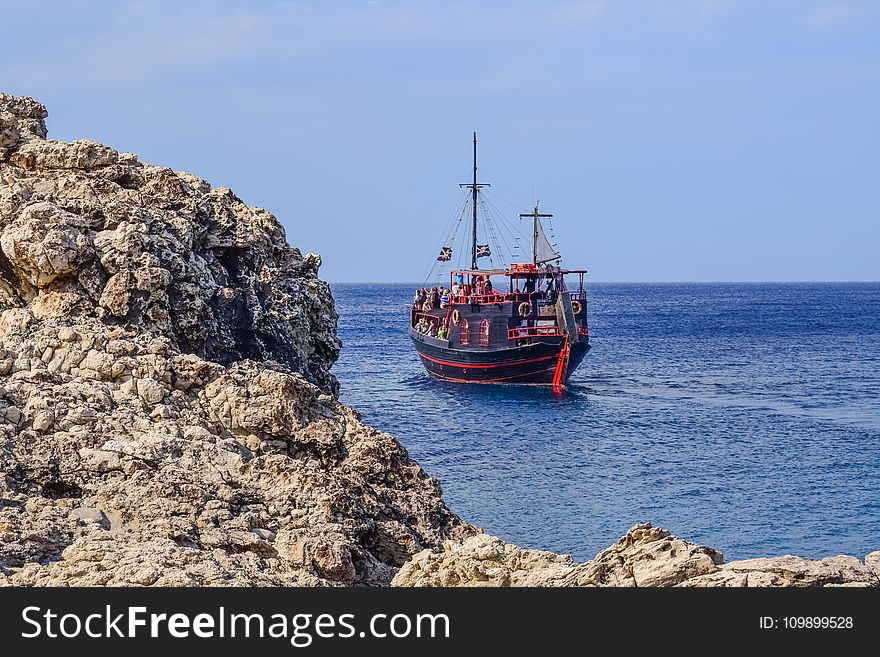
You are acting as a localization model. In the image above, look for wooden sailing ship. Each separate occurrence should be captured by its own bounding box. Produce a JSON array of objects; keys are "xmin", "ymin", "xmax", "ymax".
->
[{"xmin": 410, "ymin": 134, "xmax": 590, "ymax": 385}]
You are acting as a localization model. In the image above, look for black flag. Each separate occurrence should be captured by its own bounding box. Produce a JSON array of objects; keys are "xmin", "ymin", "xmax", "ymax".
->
[
  {"xmin": 437, "ymin": 246, "xmax": 452, "ymax": 262},
  {"xmin": 476, "ymin": 244, "xmax": 491, "ymax": 258}
]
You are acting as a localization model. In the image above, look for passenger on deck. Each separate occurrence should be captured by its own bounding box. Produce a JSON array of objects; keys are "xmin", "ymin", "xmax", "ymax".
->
[
  {"xmin": 437, "ymin": 324, "xmax": 447, "ymax": 340},
  {"xmin": 484, "ymin": 278, "xmax": 493, "ymax": 295},
  {"xmin": 451, "ymin": 282, "xmax": 461, "ymax": 298},
  {"xmin": 428, "ymin": 322, "xmax": 438, "ymax": 337},
  {"xmin": 440, "ymin": 288, "xmax": 450, "ymax": 307}
]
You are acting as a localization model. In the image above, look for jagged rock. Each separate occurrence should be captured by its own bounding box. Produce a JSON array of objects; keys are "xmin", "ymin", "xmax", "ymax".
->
[
  {"xmin": 392, "ymin": 524, "xmax": 723, "ymax": 587},
  {"xmin": 1, "ymin": 202, "xmax": 95, "ymax": 288},
  {"xmin": 394, "ymin": 525, "xmax": 879, "ymax": 587},
  {"xmin": 389, "ymin": 533, "xmax": 581, "ymax": 587},
  {"xmin": 680, "ymin": 555, "xmax": 879, "ymax": 587},
  {"xmin": 0, "ymin": 93, "xmax": 47, "ymax": 160},
  {"xmin": 572, "ymin": 523, "xmax": 723, "ymax": 586},
  {"xmin": 0, "ymin": 92, "xmax": 472, "ymax": 586},
  {"xmin": 392, "ymin": 524, "xmax": 880, "ymax": 587},
  {"xmin": 0, "ymin": 94, "xmax": 340, "ymax": 393},
  {"xmin": 10, "ymin": 139, "xmax": 118, "ymax": 171}
]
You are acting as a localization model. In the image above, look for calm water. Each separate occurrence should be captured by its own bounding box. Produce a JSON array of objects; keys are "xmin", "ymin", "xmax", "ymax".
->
[{"xmin": 332, "ymin": 283, "xmax": 880, "ymax": 562}]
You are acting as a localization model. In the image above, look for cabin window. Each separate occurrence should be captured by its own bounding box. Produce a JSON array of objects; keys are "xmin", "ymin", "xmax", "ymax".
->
[
  {"xmin": 479, "ymin": 319, "xmax": 490, "ymax": 346},
  {"xmin": 459, "ymin": 319, "xmax": 470, "ymax": 346}
]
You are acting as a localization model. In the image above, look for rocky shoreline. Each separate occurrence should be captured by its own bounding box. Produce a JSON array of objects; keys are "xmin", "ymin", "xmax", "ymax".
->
[
  {"xmin": 0, "ymin": 92, "xmax": 876, "ymax": 587},
  {"xmin": 393, "ymin": 524, "xmax": 880, "ymax": 587}
]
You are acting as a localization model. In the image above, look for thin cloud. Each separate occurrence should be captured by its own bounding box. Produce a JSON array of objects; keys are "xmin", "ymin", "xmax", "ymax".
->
[
  {"xmin": 546, "ymin": 1, "xmax": 607, "ymax": 26},
  {"xmin": 803, "ymin": 1, "xmax": 876, "ymax": 29}
]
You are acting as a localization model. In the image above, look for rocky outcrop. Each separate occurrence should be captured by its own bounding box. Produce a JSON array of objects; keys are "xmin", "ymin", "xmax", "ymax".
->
[
  {"xmin": 392, "ymin": 524, "xmax": 879, "ymax": 588},
  {"xmin": 0, "ymin": 92, "xmax": 472, "ymax": 586},
  {"xmin": 0, "ymin": 94, "xmax": 46, "ymax": 160},
  {"xmin": 387, "ymin": 533, "xmax": 583, "ymax": 587},
  {"xmin": 393, "ymin": 524, "xmax": 724, "ymax": 587},
  {"xmin": 681, "ymin": 555, "xmax": 878, "ymax": 587}
]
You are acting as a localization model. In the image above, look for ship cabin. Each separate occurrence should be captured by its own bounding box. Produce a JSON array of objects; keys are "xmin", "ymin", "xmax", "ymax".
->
[{"xmin": 410, "ymin": 263, "xmax": 589, "ymax": 352}]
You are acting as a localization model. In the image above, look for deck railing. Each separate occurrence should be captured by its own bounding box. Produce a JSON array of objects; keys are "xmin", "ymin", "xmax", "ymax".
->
[
  {"xmin": 450, "ymin": 293, "xmax": 506, "ymax": 305},
  {"xmin": 507, "ymin": 325, "xmax": 589, "ymax": 340},
  {"xmin": 507, "ymin": 326, "xmax": 564, "ymax": 339}
]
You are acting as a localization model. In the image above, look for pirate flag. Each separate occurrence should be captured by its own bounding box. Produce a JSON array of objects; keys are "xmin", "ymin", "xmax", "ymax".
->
[
  {"xmin": 436, "ymin": 246, "xmax": 452, "ymax": 262},
  {"xmin": 476, "ymin": 244, "xmax": 491, "ymax": 258}
]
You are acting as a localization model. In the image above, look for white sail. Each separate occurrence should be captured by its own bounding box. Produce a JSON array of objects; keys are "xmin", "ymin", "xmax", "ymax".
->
[{"xmin": 534, "ymin": 217, "xmax": 560, "ymax": 264}]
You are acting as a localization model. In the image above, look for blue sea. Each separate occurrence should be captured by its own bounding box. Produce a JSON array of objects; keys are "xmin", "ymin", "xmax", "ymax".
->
[{"xmin": 332, "ymin": 283, "xmax": 880, "ymax": 563}]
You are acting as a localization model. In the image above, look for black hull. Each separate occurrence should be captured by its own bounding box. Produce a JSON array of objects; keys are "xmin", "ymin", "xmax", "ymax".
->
[{"xmin": 411, "ymin": 328, "xmax": 589, "ymax": 385}]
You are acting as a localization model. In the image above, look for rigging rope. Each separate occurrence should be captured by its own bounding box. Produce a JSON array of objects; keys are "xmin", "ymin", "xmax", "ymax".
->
[
  {"xmin": 418, "ymin": 180, "xmax": 565, "ymax": 288},
  {"xmin": 477, "ymin": 195, "xmax": 499, "ymax": 268},
  {"xmin": 420, "ymin": 188, "xmax": 469, "ymax": 286},
  {"xmin": 482, "ymin": 192, "xmax": 529, "ymax": 262}
]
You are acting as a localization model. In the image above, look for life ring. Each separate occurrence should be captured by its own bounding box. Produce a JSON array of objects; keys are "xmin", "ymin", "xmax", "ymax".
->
[
  {"xmin": 518, "ymin": 302, "xmax": 532, "ymax": 318},
  {"xmin": 451, "ymin": 309, "xmax": 461, "ymax": 325},
  {"xmin": 571, "ymin": 300, "xmax": 582, "ymax": 315}
]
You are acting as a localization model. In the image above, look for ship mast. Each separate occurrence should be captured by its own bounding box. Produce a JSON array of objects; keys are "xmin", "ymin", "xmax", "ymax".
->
[
  {"xmin": 460, "ymin": 132, "xmax": 489, "ymax": 271},
  {"xmin": 520, "ymin": 204, "xmax": 553, "ymax": 264}
]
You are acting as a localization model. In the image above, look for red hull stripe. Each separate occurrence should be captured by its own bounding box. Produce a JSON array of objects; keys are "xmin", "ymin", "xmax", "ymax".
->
[
  {"xmin": 417, "ymin": 352, "xmax": 557, "ymax": 369},
  {"xmin": 429, "ymin": 365, "xmax": 557, "ymax": 384}
]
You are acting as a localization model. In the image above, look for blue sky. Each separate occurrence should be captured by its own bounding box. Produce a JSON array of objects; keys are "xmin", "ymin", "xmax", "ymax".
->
[{"xmin": 1, "ymin": 0, "xmax": 878, "ymax": 281}]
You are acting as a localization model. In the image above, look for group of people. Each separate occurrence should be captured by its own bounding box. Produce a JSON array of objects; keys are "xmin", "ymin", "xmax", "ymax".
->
[
  {"xmin": 414, "ymin": 315, "xmax": 449, "ymax": 340},
  {"xmin": 413, "ymin": 276, "xmax": 498, "ymax": 310},
  {"xmin": 473, "ymin": 275, "xmax": 494, "ymax": 297},
  {"xmin": 413, "ymin": 286, "xmax": 452, "ymax": 312}
]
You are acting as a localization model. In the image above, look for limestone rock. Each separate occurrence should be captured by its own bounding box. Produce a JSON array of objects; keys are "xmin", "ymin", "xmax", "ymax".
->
[
  {"xmin": 391, "ymin": 533, "xmax": 581, "ymax": 587},
  {"xmin": 392, "ymin": 524, "xmax": 723, "ymax": 587},
  {"xmin": 0, "ymin": 91, "xmax": 473, "ymax": 586},
  {"xmin": 573, "ymin": 523, "xmax": 723, "ymax": 587},
  {"xmin": 680, "ymin": 555, "xmax": 879, "ymax": 587},
  {"xmin": 10, "ymin": 139, "xmax": 118, "ymax": 171},
  {"xmin": 0, "ymin": 94, "xmax": 340, "ymax": 394},
  {"xmin": 1, "ymin": 201, "xmax": 95, "ymax": 288},
  {"xmin": 394, "ymin": 525, "xmax": 878, "ymax": 588},
  {"xmin": 0, "ymin": 93, "xmax": 47, "ymax": 160}
]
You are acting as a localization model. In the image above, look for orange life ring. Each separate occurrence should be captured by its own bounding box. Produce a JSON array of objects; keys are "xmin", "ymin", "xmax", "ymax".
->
[
  {"xmin": 571, "ymin": 300, "xmax": 582, "ymax": 315},
  {"xmin": 451, "ymin": 309, "xmax": 461, "ymax": 325},
  {"xmin": 518, "ymin": 302, "xmax": 532, "ymax": 318}
]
